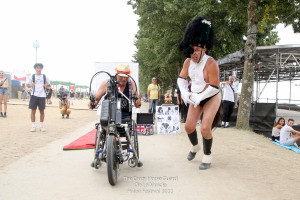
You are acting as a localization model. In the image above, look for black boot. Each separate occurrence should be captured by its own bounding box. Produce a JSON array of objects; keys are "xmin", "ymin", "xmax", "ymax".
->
[
  {"xmin": 187, "ymin": 130, "xmax": 199, "ymax": 161},
  {"xmin": 0, "ymin": 112, "xmax": 3, "ymax": 117},
  {"xmin": 199, "ymin": 137, "xmax": 213, "ymax": 170},
  {"xmin": 3, "ymin": 112, "xmax": 6, "ymax": 117}
]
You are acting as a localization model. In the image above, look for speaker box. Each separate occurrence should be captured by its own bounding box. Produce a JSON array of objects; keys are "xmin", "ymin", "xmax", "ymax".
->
[{"xmin": 137, "ymin": 113, "xmax": 153, "ymax": 124}]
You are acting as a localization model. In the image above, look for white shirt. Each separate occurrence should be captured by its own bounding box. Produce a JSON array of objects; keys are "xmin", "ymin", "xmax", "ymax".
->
[
  {"xmin": 279, "ymin": 125, "xmax": 293, "ymax": 144},
  {"xmin": 188, "ymin": 54, "xmax": 210, "ymax": 93},
  {"xmin": 26, "ymin": 74, "xmax": 50, "ymax": 97},
  {"xmin": 272, "ymin": 127, "xmax": 281, "ymax": 137},
  {"xmin": 222, "ymin": 84, "xmax": 237, "ymax": 102}
]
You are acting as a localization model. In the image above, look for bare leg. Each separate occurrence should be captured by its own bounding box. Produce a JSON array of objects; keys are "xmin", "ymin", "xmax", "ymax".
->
[
  {"xmin": 185, "ymin": 105, "xmax": 202, "ymax": 134},
  {"xmin": 201, "ymin": 93, "xmax": 221, "ymax": 139},
  {"xmin": 185, "ymin": 105, "xmax": 202, "ymax": 160},
  {"xmin": 3, "ymin": 94, "xmax": 8, "ymax": 112},
  {"xmin": 292, "ymin": 135, "xmax": 300, "ymax": 148},
  {"xmin": 40, "ymin": 109, "xmax": 45, "ymax": 122},
  {"xmin": 198, "ymin": 93, "xmax": 221, "ymax": 170},
  {"xmin": 31, "ymin": 109, "xmax": 36, "ymax": 122},
  {"xmin": 0, "ymin": 94, "xmax": 3, "ymax": 113}
]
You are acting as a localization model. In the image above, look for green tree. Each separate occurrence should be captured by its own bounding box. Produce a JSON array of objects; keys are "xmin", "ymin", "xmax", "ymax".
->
[
  {"xmin": 233, "ymin": 0, "xmax": 300, "ymax": 129},
  {"xmin": 128, "ymin": 1, "xmax": 298, "ymax": 125}
]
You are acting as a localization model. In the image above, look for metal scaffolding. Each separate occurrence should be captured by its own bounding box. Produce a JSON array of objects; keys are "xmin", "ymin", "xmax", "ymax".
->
[{"xmin": 217, "ymin": 44, "xmax": 300, "ymax": 119}]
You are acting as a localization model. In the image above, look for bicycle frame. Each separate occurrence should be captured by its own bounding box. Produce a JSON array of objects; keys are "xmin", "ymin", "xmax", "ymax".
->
[{"xmin": 90, "ymin": 71, "xmax": 142, "ymax": 185}]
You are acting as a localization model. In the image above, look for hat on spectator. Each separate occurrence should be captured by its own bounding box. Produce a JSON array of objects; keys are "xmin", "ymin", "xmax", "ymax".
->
[{"xmin": 115, "ymin": 64, "xmax": 132, "ymax": 77}]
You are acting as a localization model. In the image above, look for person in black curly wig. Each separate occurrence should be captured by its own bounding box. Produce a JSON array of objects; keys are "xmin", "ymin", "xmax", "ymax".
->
[
  {"xmin": 179, "ymin": 16, "xmax": 214, "ymax": 58},
  {"xmin": 177, "ymin": 16, "xmax": 221, "ymax": 170}
]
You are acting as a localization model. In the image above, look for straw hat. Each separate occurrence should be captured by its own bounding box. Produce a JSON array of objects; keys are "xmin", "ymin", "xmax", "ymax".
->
[{"xmin": 115, "ymin": 64, "xmax": 132, "ymax": 77}]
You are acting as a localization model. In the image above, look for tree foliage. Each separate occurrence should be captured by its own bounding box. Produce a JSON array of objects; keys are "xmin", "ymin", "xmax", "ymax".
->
[
  {"xmin": 230, "ymin": 0, "xmax": 300, "ymax": 129},
  {"xmin": 128, "ymin": 0, "xmax": 299, "ymax": 107}
]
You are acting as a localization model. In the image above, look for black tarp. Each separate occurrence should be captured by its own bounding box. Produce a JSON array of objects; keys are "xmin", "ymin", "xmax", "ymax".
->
[{"xmin": 229, "ymin": 103, "xmax": 276, "ymax": 137}]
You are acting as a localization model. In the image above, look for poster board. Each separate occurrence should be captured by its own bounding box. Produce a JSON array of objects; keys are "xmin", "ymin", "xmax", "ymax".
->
[{"xmin": 156, "ymin": 105, "xmax": 180, "ymax": 134}]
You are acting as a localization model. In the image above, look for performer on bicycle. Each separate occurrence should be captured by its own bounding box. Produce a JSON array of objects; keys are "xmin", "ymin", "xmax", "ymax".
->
[
  {"xmin": 88, "ymin": 64, "xmax": 141, "ymax": 118},
  {"xmin": 177, "ymin": 16, "xmax": 222, "ymax": 170}
]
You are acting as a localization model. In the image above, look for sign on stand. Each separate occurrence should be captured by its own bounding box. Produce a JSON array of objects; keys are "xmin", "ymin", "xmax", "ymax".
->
[{"xmin": 156, "ymin": 104, "xmax": 180, "ymax": 134}]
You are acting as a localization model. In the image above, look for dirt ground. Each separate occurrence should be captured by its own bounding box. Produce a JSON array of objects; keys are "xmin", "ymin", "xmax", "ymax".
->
[
  {"xmin": 0, "ymin": 98, "xmax": 95, "ymax": 169},
  {"xmin": 0, "ymin": 98, "xmax": 300, "ymax": 200}
]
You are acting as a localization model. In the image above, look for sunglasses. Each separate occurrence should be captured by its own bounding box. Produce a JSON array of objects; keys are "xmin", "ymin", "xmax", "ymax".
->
[{"xmin": 152, "ymin": 79, "xmax": 157, "ymax": 80}]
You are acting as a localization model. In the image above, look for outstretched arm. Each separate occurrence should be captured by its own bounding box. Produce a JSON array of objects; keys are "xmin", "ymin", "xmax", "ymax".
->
[
  {"xmin": 234, "ymin": 93, "xmax": 238, "ymax": 108},
  {"xmin": 88, "ymin": 80, "xmax": 107, "ymax": 109},
  {"xmin": 131, "ymin": 79, "xmax": 141, "ymax": 108},
  {"xmin": 158, "ymin": 87, "xmax": 161, "ymax": 102},
  {"xmin": 95, "ymin": 80, "xmax": 108, "ymax": 102},
  {"xmin": 291, "ymin": 129, "xmax": 300, "ymax": 136}
]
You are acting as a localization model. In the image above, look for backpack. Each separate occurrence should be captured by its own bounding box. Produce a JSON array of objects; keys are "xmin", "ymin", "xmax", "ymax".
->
[{"xmin": 32, "ymin": 74, "xmax": 46, "ymax": 95}]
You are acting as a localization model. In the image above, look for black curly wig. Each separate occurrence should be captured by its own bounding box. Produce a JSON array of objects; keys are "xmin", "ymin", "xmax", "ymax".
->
[{"xmin": 179, "ymin": 16, "xmax": 214, "ymax": 58}]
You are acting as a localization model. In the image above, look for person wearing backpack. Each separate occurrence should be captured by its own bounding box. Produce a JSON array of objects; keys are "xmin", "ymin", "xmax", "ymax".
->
[
  {"xmin": 221, "ymin": 76, "xmax": 238, "ymax": 128},
  {"xmin": 26, "ymin": 63, "xmax": 50, "ymax": 132}
]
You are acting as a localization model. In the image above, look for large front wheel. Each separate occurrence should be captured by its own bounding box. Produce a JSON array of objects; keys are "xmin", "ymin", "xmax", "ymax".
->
[{"xmin": 107, "ymin": 134, "xmax": 119, "ymax": 185}]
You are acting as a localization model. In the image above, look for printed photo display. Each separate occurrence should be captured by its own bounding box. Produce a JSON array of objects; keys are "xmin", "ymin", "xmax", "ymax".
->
[{"xmin": 156, "ymin": 105, "xmax": 180, "ymax": 134}]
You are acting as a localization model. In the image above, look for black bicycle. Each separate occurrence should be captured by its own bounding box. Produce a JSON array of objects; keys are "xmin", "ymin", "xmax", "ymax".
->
[{"xmin": 89, "ymin": 71, "xmax": 142, "ymax": 186}]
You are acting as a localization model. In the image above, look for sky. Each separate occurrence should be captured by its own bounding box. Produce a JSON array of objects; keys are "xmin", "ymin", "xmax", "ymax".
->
[
  {"xmin": 0, "ymin": 0, "xmax": 139, "ymax": 86},
  {"xmin": 0, "ymin": 0, "xmax": 300, "ymax": 87}
]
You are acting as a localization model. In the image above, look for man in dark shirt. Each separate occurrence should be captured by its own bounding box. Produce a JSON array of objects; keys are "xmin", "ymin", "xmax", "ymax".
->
[
  {"xmin": 70, "ymin": 89, "xmax": 75, "ymax": 105},
  {"xmin": 46, "ymin": 87, "xmax": 52, "ymax": 104},
  {"xmin": 88, "ymin": 64, "xmax": 141, "ymax": 119}
]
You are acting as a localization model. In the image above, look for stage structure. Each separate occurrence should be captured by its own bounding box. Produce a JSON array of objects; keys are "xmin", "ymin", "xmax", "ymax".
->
[{"xmin": 217, "ymin": 44, "xmax": 300, "ymax": 135}]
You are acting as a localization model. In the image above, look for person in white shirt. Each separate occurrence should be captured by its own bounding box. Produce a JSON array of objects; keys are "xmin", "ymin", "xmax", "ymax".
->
[
  {"xmin": 271, "ymin": 117, "xmax": 285, "ymax": 142},
  {"xmin": 221, "ymin": 76, "xmax": 238, "ymax": 128},
  {"xmin": 280, "ymin": 118, "xmax": 300, "ymax": 147},
  {"xmin": 26, "ymin": 63, "xmax": 50, "ymax": 132}
]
